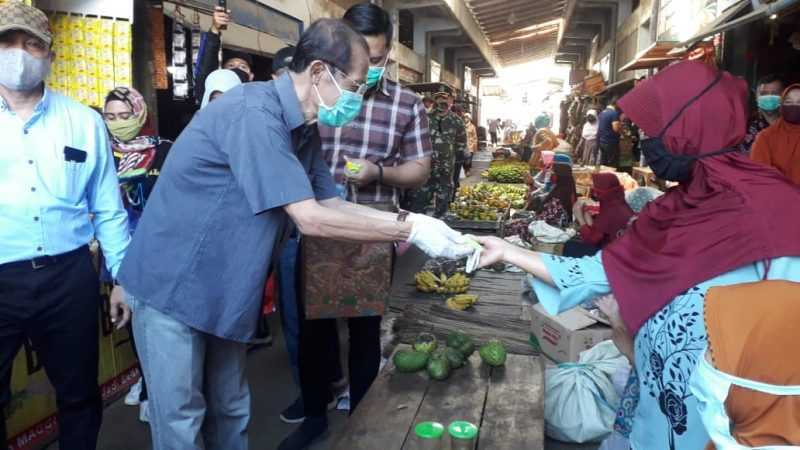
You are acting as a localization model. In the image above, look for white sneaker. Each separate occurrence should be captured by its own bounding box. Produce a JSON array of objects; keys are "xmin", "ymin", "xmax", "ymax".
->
[
  {"xmin": 124, "ymin": 379, "xmax": 142, "ymax": 406},
  {"xmin": 139, "ymin": 400, "xmax": 150, "ymax": 423}
]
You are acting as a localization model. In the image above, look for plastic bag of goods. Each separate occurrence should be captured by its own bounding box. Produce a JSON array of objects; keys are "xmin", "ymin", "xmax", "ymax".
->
[{"xmin": 544, "ymin": 340, "xmax": 630, "ymax": 443}]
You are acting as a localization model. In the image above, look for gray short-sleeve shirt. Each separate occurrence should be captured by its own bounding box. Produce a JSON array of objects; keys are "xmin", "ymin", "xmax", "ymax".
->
[{"xmin": 118, "ymin": 74, "xmax": 337, "ymax": 342}]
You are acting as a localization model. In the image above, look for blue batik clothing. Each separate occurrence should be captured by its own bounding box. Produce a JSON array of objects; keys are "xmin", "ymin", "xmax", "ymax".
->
[{"xmin": 529, "ymin": 252, "xmax": 800, "ymax": 450}]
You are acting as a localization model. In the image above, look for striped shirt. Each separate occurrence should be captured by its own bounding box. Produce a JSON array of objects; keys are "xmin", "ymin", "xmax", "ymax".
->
[{"xmin": 319, "ymin": 77, "xmax": 433, "ymax": 204}]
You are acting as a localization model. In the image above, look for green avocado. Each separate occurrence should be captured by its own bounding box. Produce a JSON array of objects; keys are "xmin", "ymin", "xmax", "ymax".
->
[
  {"xmin": 426, "ymin": 352, "xmax": 451, "ymax": 380},
  {"xmin": 413, "ymin": 332, "xmax": 438, "ymax": 354},
  {"xmin": 479, "ymin": 339, "xmax": 508, "ymax": 367},
  {"xmin": 443, "ymin": 347, "xmax": 465, "ymax": 369},
  {"xmin": 446, "ymin": 331, "xmax": 475, "ymax": 357},
  {"xmin": 393, "ymin": 350, "xmax": 429, "ymax": 373}
]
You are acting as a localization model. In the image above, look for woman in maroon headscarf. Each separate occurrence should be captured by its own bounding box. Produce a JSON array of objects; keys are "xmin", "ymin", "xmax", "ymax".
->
[
  {"xmin": 531, "ymin": 163, "xmax": 577, "ymax": 228},
  {"xmin": 470, "ymin": 61, "xmax": 800, "ymax": 450},
  {"xmin": 578, "ymin": 173, "xmax": 634, "ymax": 247}
]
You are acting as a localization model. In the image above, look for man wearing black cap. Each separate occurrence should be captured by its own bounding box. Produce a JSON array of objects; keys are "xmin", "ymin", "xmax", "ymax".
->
[{"xmin": 194, "ymin": 6, "xmax": 255, "ymax": 104}]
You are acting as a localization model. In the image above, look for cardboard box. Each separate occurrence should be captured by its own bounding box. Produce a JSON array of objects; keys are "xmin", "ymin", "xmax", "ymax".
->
[{"xmin": 530, "ymin": 304, "xmax": 612, "ymax": 363}]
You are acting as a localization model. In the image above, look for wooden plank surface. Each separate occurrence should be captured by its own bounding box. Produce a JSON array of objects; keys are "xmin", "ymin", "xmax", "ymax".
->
[
  {"xmin": 330, "ymin": 346, "xmax": 429, "ymax": 450},
  {"xmin": 403, "ymin": 355, "xmax": 491, "ymax": 450},
  {"xmin": 478, "ymin": 354, "xmax": 546, "ymax": 450},
  {"xmin": 398, "ymin": 305, "xmax": 537, "ymax": 356},
  {"xmin": 390, "ymin": 270, "xmax": 526, "ymax": 320}
]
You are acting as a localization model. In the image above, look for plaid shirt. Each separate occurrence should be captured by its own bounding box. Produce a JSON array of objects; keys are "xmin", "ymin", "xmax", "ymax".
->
[{"xmin": 319, "ymin": 77, "xmax": 433, "ymax": 204}]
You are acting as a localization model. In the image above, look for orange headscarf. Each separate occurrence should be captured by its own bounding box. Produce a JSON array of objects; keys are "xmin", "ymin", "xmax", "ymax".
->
[
  {"xmin": 704, "ymin": 280, "xmax": 800, "ymax": 449},
  {"xmin": 751, "ymin": 84, "xmax": 800, "ymax": 185}
]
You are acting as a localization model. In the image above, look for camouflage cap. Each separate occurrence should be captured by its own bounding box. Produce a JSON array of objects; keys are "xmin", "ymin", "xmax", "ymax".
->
[
  {"xmin": 0, "ymin": 1, "xmax": 52, "ymax": 47},
  {"xmin": 433, "ymin": 91, "xmax": 451, "ymax": 100}
]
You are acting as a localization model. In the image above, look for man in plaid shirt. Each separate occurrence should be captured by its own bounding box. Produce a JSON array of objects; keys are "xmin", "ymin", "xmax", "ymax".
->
[
  {"xmin": 317, "ymin": 14, "xmax": 432, "ymax": 204},
  {"xmin": 278, "ymin": 3, "xmax": 433, "ymax": 449}
]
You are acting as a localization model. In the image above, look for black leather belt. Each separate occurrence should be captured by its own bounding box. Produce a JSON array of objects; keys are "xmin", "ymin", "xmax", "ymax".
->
[{"xmin": 1, "ymin": 246, "xmax": 88, "ymax": 271}]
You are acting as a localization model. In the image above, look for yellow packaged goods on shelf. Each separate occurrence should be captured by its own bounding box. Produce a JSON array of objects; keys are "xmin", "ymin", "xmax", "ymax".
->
[{"xmin": 45, "ymin": 13, "xmax": 132, "ymax": 108}]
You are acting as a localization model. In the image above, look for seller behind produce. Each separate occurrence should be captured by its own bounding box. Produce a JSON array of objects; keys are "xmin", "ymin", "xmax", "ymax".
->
[
  {"xmin": 471, "ymin": 61, "xmax": 800, "ymax": 450},
  {"xmin": 280, "ymin": 4, "xmax": 435, "ymax": 447},
  {"xmin": 577, "ymin": 173, "xmax": 634, "ymax": 248},
  {"xmin": 0, "ymin": 4, "xmax": 131, "ymax": 448},
  {"xmin": 116, "ymin": 19, "xmax": 473, "ymax": 449}
]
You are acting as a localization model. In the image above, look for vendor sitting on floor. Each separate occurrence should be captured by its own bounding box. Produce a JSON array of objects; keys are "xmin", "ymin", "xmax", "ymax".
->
[
  {"xmin": 528, "ymin": 163, "xmax": 576, "ymax": 228},
  {"xmin": 578, "ymin": 173, "xmax": 634, "ymax": 248}
]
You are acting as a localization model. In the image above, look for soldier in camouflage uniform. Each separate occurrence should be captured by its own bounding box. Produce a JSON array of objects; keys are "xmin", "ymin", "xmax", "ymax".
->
[{"xmin": 402, "ymin": 92, "xmax": 467, "ymax": 217}]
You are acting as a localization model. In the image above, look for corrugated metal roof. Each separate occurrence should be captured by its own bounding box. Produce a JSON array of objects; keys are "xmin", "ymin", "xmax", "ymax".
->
[{"xmin": 465, "ymin": 0, "xmax": 566, "ymax": 65}]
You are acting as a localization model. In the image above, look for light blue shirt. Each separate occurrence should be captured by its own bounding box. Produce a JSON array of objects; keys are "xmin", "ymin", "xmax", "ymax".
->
[{"xmin": 0, "ymin": 87, "xmax": 130, "ymax": 277}]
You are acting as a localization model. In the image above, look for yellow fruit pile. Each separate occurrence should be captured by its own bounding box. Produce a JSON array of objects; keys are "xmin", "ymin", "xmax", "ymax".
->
[
  {"xmin": 415, "ymin": 271, "xmax": 471, "ymax": 295},
  {"xmin": 446, "ymin": 294, "xmax": 479, "ymax": 311}
]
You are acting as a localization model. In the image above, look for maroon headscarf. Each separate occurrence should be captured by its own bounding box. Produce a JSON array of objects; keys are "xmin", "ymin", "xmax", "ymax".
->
[
  {"xmin": 546, "ymin": 163, "xmax": 577, "ymax": 222},
  {"xmin": 604, "ymin": 61, "xmax": 800, "ymax": 334},
  {"xmin": 579, "ymin": 173, "xmax": 634, "ymax": 247}
]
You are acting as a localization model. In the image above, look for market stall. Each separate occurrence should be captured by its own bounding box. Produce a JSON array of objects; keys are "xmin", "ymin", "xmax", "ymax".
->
[
  {"xmin": 331, "ymin": 254, "xmax": 544, "ymax": 449},
  {"xmin": 331, "ymin": 345, "xmax": 544, "ymax": 450}
]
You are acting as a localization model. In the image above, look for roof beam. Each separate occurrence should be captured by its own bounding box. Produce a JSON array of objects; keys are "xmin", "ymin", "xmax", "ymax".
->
[{"xmin": 470, "ymin": 0, "xmax": 563, "ymax": 15}]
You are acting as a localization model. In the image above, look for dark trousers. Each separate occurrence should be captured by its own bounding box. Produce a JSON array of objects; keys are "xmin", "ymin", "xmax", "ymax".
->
[
  {"xmin": 298, "ymin": 315, "xmax": 381, "ymax": 417},
  {"xmin": 0, "ymin": 247, "xmax": 102, "ymax": 450},
  {"xmin": 490, "ymin": 131, "xmax": 498, "ymax": 145},
  {"xmin": 600, "ymin": 141, "xmax": 620, "ymax": 167}
]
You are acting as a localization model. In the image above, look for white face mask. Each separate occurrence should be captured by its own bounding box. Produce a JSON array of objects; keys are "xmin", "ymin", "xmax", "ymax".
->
[
  {"xmin": 0, "ymin": 48, "xmax": 51, "ymax": 92},
  {"xmin": 690, "ymin": 353, "xmax": 800, "ymax": 450}
]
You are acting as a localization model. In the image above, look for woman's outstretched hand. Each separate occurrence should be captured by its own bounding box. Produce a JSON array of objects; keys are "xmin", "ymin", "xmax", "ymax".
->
[{"xmin": 470, "ymin": 235, "xmax": 511, "ymax": 268}]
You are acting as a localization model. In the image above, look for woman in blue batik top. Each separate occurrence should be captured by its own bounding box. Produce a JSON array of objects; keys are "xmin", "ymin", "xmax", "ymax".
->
[{"xmin": 472, "ymin": 61, "xmax": 800, "ymax": 450}]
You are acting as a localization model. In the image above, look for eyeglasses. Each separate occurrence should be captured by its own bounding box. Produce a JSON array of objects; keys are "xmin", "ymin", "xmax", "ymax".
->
[{"xmin": 327, "ymin": 63, "xmax": 368, "ymax": 96}]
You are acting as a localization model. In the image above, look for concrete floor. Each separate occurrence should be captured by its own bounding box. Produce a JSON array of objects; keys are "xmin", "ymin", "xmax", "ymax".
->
[{"xmin": 68, "ymin": 149, "xmax": 598, "ymax": 450}]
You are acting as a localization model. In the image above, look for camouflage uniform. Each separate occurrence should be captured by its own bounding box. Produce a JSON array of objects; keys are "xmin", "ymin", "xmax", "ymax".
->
[{"xmin": 402, "ymin": 107, "xmax": 466, "ymax": 217}]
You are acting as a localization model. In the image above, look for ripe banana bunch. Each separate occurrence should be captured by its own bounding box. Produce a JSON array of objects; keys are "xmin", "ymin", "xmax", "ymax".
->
[
  {"xmin": 415, "ymin": 271, "xmax": 440, "ymax": 293},
  {"xmin": 415, "ymin": 271, "xmax": 471, "ymax": 294},
  {"xmin": 446, "ymin": 294, "xmax": 479, "ymax": 311},
  {"xmin": 443, "ymin": 273, "xmax": 470, "ymax": 294}
]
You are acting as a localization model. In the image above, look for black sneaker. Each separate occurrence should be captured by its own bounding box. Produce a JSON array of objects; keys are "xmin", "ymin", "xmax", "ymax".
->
[
  {"xmin": 280, "ymin": 397, "xmax": 305, "ymax": 424},
  {"xmin": 277, "ymin": 416, "xmax": 328, "ymax": 450}
]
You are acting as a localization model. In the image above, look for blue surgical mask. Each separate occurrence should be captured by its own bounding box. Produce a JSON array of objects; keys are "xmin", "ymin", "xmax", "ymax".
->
[
  {"xmin": 757, "ymin": 94, "xmax": 781, "ymax": 112},
  {"xmin": 314, "ymin": 65, "xmax": 364, "ymax": 128},
  {"xmin": 690, "ymin": 353, "xmax": 800, "ymax": 450},
  {"xmin": 366, "ymin": 55, "xmax": 389, "ymax": 89}
]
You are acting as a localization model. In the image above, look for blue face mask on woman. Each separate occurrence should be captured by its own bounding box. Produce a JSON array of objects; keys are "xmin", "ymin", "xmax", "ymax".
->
[
  {"xmin": 690, "ymin": 354, "xmax": 800, "ymax": 450},
  {"xmin": 314, "ymin": 65, "xmax": 364, "ymax": 128}
]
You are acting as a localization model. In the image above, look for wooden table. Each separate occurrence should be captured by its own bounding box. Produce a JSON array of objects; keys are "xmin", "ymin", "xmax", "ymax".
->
[
  {"xmin": 331, "ymin": 345, "xmax": 545, "ymax": 450},
  {"xmin": 390, "ymin": 270, "xmax": 537, "ymax": 356}
]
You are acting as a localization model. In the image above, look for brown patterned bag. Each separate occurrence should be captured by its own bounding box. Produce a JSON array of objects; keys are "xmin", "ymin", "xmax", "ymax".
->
[{"xmin": 300, "ymin": 202, "xmax": 396, "ymax": 319}]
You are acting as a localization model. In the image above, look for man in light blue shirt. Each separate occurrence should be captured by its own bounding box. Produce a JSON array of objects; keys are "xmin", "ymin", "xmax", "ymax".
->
[{"xmin": 0, "ymin": 4, "xmax": 130, "ymax": 449}]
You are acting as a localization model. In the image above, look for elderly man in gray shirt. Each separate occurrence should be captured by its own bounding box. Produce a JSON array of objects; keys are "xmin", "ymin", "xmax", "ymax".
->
[{"xmin": 117, "ymin": 19, "xmax": 472, "ymax": 449}]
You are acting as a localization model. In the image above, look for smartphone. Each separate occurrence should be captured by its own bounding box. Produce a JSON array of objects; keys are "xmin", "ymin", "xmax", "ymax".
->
[{"xmin": 217, "ymin": 0, "xmax": 228, "ymax": 30}]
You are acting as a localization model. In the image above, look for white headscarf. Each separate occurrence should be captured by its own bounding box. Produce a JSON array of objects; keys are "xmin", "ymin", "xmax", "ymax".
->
[{"xmin": 201, "ymin": 69, "xmax": 242, "ymax": 109}]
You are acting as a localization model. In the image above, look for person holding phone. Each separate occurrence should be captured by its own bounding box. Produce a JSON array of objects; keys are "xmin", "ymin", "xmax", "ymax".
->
[{"xmin": 193, "ymin": 3, "xmax": 255, "ymax": 104}]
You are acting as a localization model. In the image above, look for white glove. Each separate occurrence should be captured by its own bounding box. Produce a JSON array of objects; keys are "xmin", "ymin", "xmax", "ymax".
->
[{"xmin": 406, "ymin": 214, "xmax": 473, "ymax": 260}]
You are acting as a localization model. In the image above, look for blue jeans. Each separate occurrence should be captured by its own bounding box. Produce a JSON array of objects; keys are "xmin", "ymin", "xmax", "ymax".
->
[
  {"xmin": 277, "ymin": 237, "xmax": 301, "ymax": 387},
  {"xmin": 128, "ymin": 296, "xmax": 250, "ymax": 450}
]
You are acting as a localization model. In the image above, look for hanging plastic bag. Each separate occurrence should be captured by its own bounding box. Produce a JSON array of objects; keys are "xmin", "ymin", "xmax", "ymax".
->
[{"xmin": 545, "ymin": 340, "xmax": 630, "ymax": 443}]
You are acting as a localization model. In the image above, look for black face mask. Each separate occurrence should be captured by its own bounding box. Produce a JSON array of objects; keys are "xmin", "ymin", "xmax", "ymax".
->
[{"xmin": 642, "ymin": 72, "xmax": 738, "ymax": 183}]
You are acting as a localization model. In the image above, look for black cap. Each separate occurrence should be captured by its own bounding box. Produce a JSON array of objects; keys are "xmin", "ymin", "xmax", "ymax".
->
[
  {"xmin": 223, "ymin": 49, "xmax": 253, "ymax": 67},
  {"xmin": 272, "ymin": 46, "xmax": 295, "ymax": 75}
]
